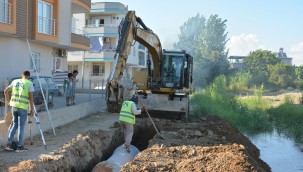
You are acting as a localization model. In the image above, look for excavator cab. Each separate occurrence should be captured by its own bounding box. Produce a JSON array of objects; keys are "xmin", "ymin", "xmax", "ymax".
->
[{"xmin": 161, "ymin": 50, "xmax": 193, "ymax": 89}]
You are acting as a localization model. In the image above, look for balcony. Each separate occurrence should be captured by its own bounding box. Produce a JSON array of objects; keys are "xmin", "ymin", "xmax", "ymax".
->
[
  {"xmin": 83, "ymin": 50, "xmax": 115, "ymax": 62},
  {"xmin": 71, "ymin": 28, "xmax": 90, "ymax": 51},
  {"xmin": 72, "ymin": 0, "xmax": 91, "ymax": 14},
  {"xmin": 0, "ymin": 1, "xmax": 12, "ymax": 24},
  {"xmin": 91, "ymin": 2, "xmax": 127, "ymax": 15},
  {"xmin": 86, "ymin": 49, "xmax": 116, "ymax": 58},
  {"xmin": 38, "ymin": 16, "xmax": 57, "ymax": 36},
  {"xmin": 84, "ymin": 24, "xmax": 118, "ymax": 35},
  {"xmin": 90, "ymin": 73, "xmax": 105, "ymax": 77}
]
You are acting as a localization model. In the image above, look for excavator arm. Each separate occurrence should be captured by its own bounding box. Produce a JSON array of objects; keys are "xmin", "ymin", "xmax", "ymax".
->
[{"xmin": 106, "ymin": 11, "xmax": 162, "ymax": 112}]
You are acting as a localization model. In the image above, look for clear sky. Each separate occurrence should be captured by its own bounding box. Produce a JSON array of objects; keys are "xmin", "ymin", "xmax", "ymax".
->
[{"xmin": 92, "ymin": 0, "xmax": 303, "ymax": 65}]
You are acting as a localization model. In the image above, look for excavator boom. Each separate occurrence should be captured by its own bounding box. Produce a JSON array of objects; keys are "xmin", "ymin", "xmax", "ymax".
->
[{"xmin": 106, "ymin": 11, "xmax": 193, "ymax": 119}]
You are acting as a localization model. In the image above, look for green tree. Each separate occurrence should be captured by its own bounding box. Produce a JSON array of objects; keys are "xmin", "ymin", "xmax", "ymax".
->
[
  {"xmin": 268, "ymin": 63, "xmax": 295, "ymax": 88},
  {"xmin": 242, "ymin": 49, "xmax": 281, "ymax": 85},
  {"xmin": 174, "ymin": 13, "xmax": 206, "ymax": 59},
  {"xmin": 175, "ymin": 14, "xmax": 229, "ymax": 88},
  {"xmin": 294, "ymin": 66, "xmax": 303, "ymax": 90},
  {"xmin": 294, "ymin": 66, "xmax": 303, "ymax": 80}
]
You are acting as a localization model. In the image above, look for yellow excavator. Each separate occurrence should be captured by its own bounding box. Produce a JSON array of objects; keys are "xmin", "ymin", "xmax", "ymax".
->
[{"xmin": 106, "ymin": 11, "xmax": 193, "ymax": 119}]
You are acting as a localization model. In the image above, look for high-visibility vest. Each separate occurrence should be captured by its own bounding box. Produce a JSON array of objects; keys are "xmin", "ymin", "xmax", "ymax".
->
[
  {"xmin": 10, "ymin": 79, "xmax": 31, "ymax": 110},
  {"xmin": 119, "ymin": 101, "xmax": 135, "ymax": 124}
]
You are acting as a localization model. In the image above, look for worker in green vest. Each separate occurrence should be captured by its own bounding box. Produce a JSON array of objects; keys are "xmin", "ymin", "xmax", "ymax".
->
[
  {"xmin": 4, "ymin": 71, "xmax": 34, "ymax": 152},
  {"xmin": 119, "ymin": 94, "xmax": 144, "ymax": 152}
]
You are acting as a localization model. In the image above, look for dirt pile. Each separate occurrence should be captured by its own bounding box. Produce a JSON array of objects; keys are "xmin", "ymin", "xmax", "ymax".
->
[
  {"xmin": 0, "ymin": 113, "xmax": 123, "ymax": 172},
  {"xmin": 0, "ymin": 113, "xmax": 271, "ymax": 172},
  {"xmin": 5, "ymin": 130, "xmax": 121, "ymax": 172},
  {"xmin": 122, "ymin": 116, "xmax": 271, "ymax": 172}
]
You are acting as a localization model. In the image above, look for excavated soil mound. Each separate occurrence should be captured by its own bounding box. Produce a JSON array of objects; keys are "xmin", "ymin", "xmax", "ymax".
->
[
  {"xmin": 5, "ymin": 130, "xmax": 119, "ymax": 172},
  {"xmin": 0, "ymin": 114, "xmax": 271, "ymax": 172},
  {"xmin": 122, "ymin": 116, "xmax": 271, "ymax": 172},
  {"xmin": 122, "ymin": 144, "xmax": 262, "ymax": 172}
]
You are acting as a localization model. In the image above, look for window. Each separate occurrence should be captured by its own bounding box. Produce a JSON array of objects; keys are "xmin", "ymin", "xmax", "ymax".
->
[
  {"xmin": 133, "ymin": 47, "xmax": 136, "ymax": 56},
  {"xmin": 100, "ymin": 19, "xmax": 104, "ymax": 25},
  {"xmin": 30, "ymin": 52, "xmax": 40, "ymax": 72},
  {"xmin": 92, "ymin": 18, "xmax": 99, "ymax": 27},
  {"xmin": 138, "ymin": 52, "xmax": 145, "ymax": 66},
  {"xmin": 138, "ymin": 44, "xmax": 145, "ymax": 50},
  {"xmin": 68, "ymin": 65, "xmax": 78, "ymax": 72},
  {"xmin": 38, "ymin": 0, "xmax": 53, "ymax": 35},
  {"xmin": 92, "ymin": 64, "xmax": 105, "ymax": 76},
  {"xmin": 0, "ymin": 0, "xmax": 9, "ymax": 24}
]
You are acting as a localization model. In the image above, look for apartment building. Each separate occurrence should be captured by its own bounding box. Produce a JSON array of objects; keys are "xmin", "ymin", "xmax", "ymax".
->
[
  {"xmin": 67, "ymin": 2, "xmax": 149, "ymax": 89},
  {"xmin": 0, "ymin": 0, "xmax": 91, "ymax": 89}
]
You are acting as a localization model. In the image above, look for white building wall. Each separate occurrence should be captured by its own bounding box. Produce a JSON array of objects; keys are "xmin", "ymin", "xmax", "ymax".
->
[
  {"xmin": 127, "ymin": 44, "xmax": 139, "ymax": 65},
  {"xmin": 67, "ymin": 2, "xmax": 147, "ymax": 89},
  {"xmin": 73, "ymin": 13, "xmax": 86, "ymax": 31},
  {"xmin": 0, "ymin": 36, "xmax": 54, "ymax": 84},
  {"xmin": 58, "ymin": 0, "xmax": 72, "ymax": 46},
  {"xmin": 67, "ymin": 51, "xmax": 84, "ymax": 62}
]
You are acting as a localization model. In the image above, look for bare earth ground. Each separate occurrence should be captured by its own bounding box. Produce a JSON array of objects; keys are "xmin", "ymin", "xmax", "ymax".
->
[
  {"xmin": 0, "ymin": 113, "xmax": 270, "ymax": 171},
  {"xmin": 240, "ymin": 90, "xmax": 302, "ymax": 107},
  {"xmin": 0, "ymin": 113, "xmax": 120, "ymax": 172},
  {"xmin": 122, "ymin": 116, "xmax": 270, "ymax": 172}
]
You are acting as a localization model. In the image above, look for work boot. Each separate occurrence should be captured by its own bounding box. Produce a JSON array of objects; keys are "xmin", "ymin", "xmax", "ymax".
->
[
  {"xmin": 123, "ymin": 144, "xmax": 130, "ymax": 153},
  {"xmin": 4, "ymin": 144, "xmax": 14, "ymax": 151},
  {"xmin": 16, "ymin": 145, "xmax": 28, "ymax": 153}
]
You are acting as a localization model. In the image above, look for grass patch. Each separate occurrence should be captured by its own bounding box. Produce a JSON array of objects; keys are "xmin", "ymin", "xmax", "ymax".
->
[
  {"xmin": 267, "ymin": 103, "xmax": 303, "ymax": 143},
  {"xmin": 191, "ymin": 75, "xmax": 303, "ymax": 143},
  {"xmin": 191, "ymin": 75, "xmax": 272, "ymax": 134}
]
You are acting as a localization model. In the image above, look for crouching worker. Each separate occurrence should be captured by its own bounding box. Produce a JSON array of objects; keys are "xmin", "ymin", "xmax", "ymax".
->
[
  {"xmin": 119, "ymin": 94, "xmax": 144, "ymax": 152},
  {"xmin": 4, "ymin": 71, "xmax": 34, "ymax": 152}
]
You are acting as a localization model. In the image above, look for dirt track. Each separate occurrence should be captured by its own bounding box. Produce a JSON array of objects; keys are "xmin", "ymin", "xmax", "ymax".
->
[{"xmin": 0, "ymin": 113, "xmax": 270, "ymax": 172}]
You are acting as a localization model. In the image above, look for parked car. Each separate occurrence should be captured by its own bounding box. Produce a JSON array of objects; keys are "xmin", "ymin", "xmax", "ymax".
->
[{"xmin": 9, "ymin": 76, "xmax": 59, "ymax": 109}]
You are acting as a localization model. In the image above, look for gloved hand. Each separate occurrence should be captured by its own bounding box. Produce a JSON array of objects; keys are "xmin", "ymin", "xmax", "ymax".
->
[{"xmin": 141, "ymin": 106, "xmax": 146, "ymax": 113}]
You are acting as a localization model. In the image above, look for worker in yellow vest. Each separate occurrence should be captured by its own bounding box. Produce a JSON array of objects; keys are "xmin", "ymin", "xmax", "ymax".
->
[
  {"xmin": 4, "ymin": 71, "xmax": 34, "ymax": 152},
  {"xmin": 119, "ymin": 94, "xmax": 144, "ymax": 152}
]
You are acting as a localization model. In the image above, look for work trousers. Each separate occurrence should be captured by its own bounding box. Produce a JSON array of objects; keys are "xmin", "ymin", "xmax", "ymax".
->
[
  {"xmin": 120, "ymin": 121, "xmax": 134, "ymax": 146},
  {"xmin": 8, "ymin": 107, "xmax": 27, "ymax": 147}
]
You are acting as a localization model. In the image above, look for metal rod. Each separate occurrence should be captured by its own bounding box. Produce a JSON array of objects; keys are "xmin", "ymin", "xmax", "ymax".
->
[
  {"xmin": 33, "ymin": 105, "xmax": 47, "ymax": 150},
  {"xmin": 26, "ymin": 37, "xmax": 56, "ymax": 136},
  {"xmin": 89, "ymin": 79, "xmax": 91, "ymax": 101},
  {"xmin": 28, "ymin": 114, "xmax": 33, "ymax": 145},
  {"xmin": 134, "ymin": 92, "xmax": 165, "ymax": 139}
]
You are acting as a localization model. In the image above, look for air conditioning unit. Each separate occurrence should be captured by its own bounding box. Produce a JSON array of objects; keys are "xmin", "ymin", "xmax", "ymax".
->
[
  {"xmin": 58, "ymin": 49, "xmax": 67, "ymax": 57},
  {"xmin": 104, "ymin": 37, "xmax": 111, "ymax": 43}
]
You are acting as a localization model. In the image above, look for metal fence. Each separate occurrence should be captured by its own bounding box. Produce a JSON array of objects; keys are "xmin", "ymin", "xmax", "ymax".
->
[
  {"xmin": 0, "ymin": 79, "xmax": 8, "ymax": 120},
  {"xmin": 38, "ymin": 16, "xmax": 57, "ymax": 36},
  {"xmin": 0, "ymin": 79, "xmax": 107, "ymax": 120},
  {"xmin": 61, "ymin": 79, "xmax": 106, "ymax": 104}
]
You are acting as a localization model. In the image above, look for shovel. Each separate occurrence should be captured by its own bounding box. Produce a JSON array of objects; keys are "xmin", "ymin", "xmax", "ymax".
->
[{"xmin": 134, "ymin": 92, "xmax": 166, "ymax": 140}]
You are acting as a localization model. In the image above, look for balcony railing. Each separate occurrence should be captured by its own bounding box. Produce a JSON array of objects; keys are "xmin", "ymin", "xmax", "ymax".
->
[
  {"xmin": 72, "ymin": 28, "xmax": 88, "ymax": 36},
  {"xmin": 90, "ymin": 73, "xmax": 105, "ymax": 76},
  {"xmin": 85, "ymin": 24, "xmax": 119, "ymax": 28},
  {"xmin": 0, "ymin": 1, "xmax": 12, "ymax": 24},
  {"xmin": 38, "ymin": 16, "xmax": 57, "ymax": 36}
]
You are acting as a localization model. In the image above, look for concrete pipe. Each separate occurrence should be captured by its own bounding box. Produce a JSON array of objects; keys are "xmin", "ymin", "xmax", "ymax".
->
[{"xmin": 92, "ymin": 145, "xmax": 140, "ymax": 172}]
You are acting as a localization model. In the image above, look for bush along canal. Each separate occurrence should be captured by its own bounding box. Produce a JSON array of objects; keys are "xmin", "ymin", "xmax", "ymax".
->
[{"xmin": 190, "ymin": 76, "xmax": 303, "ymax": 171}]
